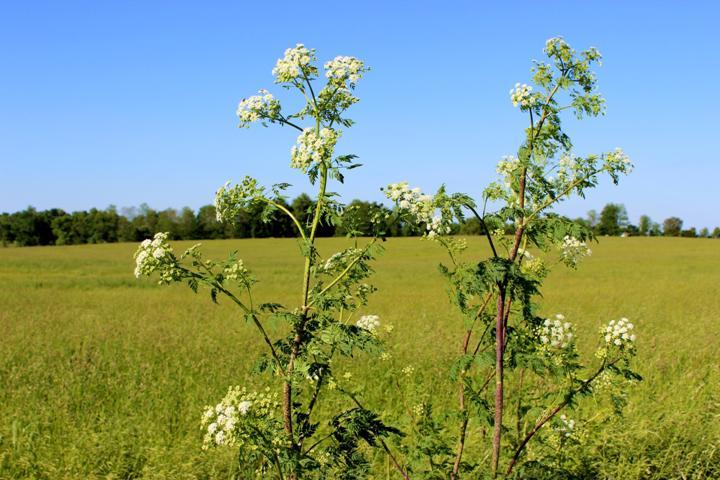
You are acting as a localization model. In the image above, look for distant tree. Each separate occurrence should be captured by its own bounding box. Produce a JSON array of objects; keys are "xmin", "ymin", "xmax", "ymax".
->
[
  {"xmin": 197, "ymin": 205, "xmax": 224, "ymax": 239},
  {"xmin": 625, "ymin": 224, "xmax": 639, "ymax": 236},
  {"xmin": 459, "ymin": 217, "xmax": 485, "ymax": 235},
  {"xmin": 699, "ymin": 227, "xmax": 709, "ymax": 238},
  {"xmin": 638, "ymin": 215, "xmax": 651, "ymax": 236},
  {"xmin": 650, "ymin": 222, "xmax": 662, "ymax": 236},
  {"xmin": 156, "ymin": 209, "xmax": 181, "ymax": 239},
  {"xmin": 0, "ymin": 213, "xmax": 11, "ymax": 246},
  {"xmin": 586, "ymin": 209, "xmax": 599, "ymax": 230},
  {"xmin": 291, "ymin": 193, "xmax": 314, "ymax": 229},
  {"xmin": 680, "ymin": 227, "xmax": 697, "ymax": 238},
  {"xmin": 177, "ymin": 207, "xmax": 199, "ymax": 240},
  {"xmin": 598, "ymin": 203, "xmax": 628, "ymax": 236},
  {"xmin": 574, "ymin": 217, "xmax": 591, "ymax": 229},
  {"xmin": 663, "ymin": 217, "xmax": 683, "ymax": 236},
  {"xmin": 712, "ymin": 227, "xmax": 720, "ymax": 238}
]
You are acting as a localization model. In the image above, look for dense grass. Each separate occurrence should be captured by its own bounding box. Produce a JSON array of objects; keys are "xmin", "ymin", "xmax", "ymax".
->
[{"xmin": 1, "ymin": 237, "xmax": 718, "ymax": 479}]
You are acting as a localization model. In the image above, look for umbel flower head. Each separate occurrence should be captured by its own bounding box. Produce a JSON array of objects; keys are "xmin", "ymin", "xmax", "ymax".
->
[
  {"xmin": 236, "ymin": 89, "xmax": 281, "ymax": 128},
  {"xmin": 597, "ymin": 317, "xmax": 638, "ymax": 358},
  {"xmin": 356, "ymin": 314, "xmax": 380, "ymax": 333},
  {"xmin": 560, "ymin": 235, "xmax": 592, "ymax": 268},
  {"xmin": 539, "ymin": 314, "xmax": 574, "ymax": 349},
  {"xmin": 272, "ymin": 43, "xmax": 316, "ymax": 83},
  {"xmin": 133, "ymin": 232, "xmax": 182, "ymax": 283},
  {"xmin": 324, "ymin": 56, "xmax": 367, "ymax": 86},
  {"xmin": 214, "ymin": 176, "xmax": 265, "ymax": 223},
  {"xmin": 290, "ymin": 127, "xmax": 340, "ymax": 172},
  {"xmin": 509, "ymin": 83, "xmax": 537, "ymax": 108},
  {"xmin": 385, "ymin": 182, "xmax": 451, "ymax": 238}
]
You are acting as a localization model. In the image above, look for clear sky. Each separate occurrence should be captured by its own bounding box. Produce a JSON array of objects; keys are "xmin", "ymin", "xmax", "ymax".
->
[{"xmin": 1, "ymin": 1, "xmax": 718, "ymax": 230}]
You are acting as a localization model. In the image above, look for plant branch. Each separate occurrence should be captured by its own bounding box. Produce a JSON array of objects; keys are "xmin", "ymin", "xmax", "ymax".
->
[{"xmin": 505, "ymin": 359, "xmax": 616, "ymax": 475}]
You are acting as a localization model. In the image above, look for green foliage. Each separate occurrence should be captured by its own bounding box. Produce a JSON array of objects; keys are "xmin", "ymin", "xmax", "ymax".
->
[
  {"xmin": 383, "ymin": 37, "xmax": 641, "ymax": 478},
  {"xmin": 663, "ymin": 216, "xmax": 683, "ymax": 236},
  {"xmin": 597, "ymin": 203, "xmax": 628, "ymax": 236},
  {"xmin": 1, "ymin": 238, "xmax": 719, "ymax": 479}
]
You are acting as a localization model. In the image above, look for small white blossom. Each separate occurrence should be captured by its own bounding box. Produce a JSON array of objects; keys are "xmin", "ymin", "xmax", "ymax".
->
[
  {"xmin": 272, "ymin": 44, "xmax": 314, "ymax": 83},
  {"xmin": 236, "ymin": 89, "xmax": 281, "ymax": 127},
  {"xmin": 556, "ymin": 414, "xmax": 576, "ymax": 438},
  {"xmin": 602, "ymin": 317, "xmax": 637, "ymax": 350},
  {"xmin": 356, "ymin": 314, "xmax": 380, "ymax": 333},
  {"xmin": 384, "ymin": 182, "xmax": 450, "ymax": 238},
  {"xmin": 539, "ymin": 314, "xmax": 575, "ymax": 350},
  {"xmin": 560, "ymin": 235, "xmax": 592, "ymax": 268},
  {"xmin": 510, "ymin": 83, "xmax": 537, "ymax": 108},
  {"xmin": 605, "ymin": 147, "xmax": 634, "ymax": 174},
  {"xmin": 214, "ymin": 176, "xmax": 264, "ymax": 223},
  {"xmin": 201, "ymin": 386, "xmax": 279, "ymax": 450},
  {"xmin": 290, "ymin": 127, "xmax": 340, "ymax": 172},
  {"xmin": 133, "ymin": 232, "xmax": 180, "ymax": 283},
  {"xmin": 324, "ymin": 56, "xmax": 366, "ymax": 85}
]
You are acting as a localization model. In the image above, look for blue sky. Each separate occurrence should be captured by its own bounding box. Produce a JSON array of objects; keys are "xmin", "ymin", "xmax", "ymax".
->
[{"xmin": 1, "ymin": 1, "xmax": 718, "ymax": 230}]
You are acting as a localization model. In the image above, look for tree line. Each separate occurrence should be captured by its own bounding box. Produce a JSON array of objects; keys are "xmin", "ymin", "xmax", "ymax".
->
[
  {"xmin": 576, "ymin": 203, "xmax": 719, "ymax": 238},
  {"xmin": 1, "ymin": 198, "xmax": 718, "ymax": 247}
]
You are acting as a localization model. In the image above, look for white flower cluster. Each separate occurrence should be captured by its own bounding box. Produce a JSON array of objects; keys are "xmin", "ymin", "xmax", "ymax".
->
[
  {"xmin": 290, "ymin": 127, "xmax": 340, "ymax": 172},
  {"xmin": 214, "ymin": 177, "xmax": 263, "ymax": 223},
  {"xmin": 510, "ymin": 82, "xmax": 537, "ymax": 108},
  {"xmin": 356, "ymin": 314, "xmax": 380, "ymax": 333},
  {"xmin": 496, "ymin": 155, "xmax": 520, "ymax": 176},
  {"xmin": 556, "ymin": 414, "xmax": 576, "ymax": 438},
  {"xmin": 539, "ymin": 314, "xmax": 574, "ymax": 349},
  {"xmin": 201, "ymin": 386, "xmax": 279, "ymax": 450},
  {"xmin": 544, "ymin": 37, "xmax": 573, "ymax": 61},
  {"xmin": 557, "ymin": 154, "xmax": 577, "ymax": 180},
  {"xmin": 385, "ymin": 182, "xmax": 449, "ymax": 238},
  {"xmin": 224, "ymin": 259, "xmax": 249, "ymax": 282},
  {"xmin": 236, "ymin": 89, "xmax": 281, "ymax": 127},
  {"xmin": 272, "ymin": 43, "xmax": 314, "ymax": 83},
  {"xmin": 605, "ymin": 147, "xmax": 633, "ymax": 175},
  {"xmin": 134, "ymin": 233, "xmax": 178, "ymax": 282},
  {"xmin": 321, "ymin": 248, "xmax": 361, "ymax": 272},
  {"xmin": 560, "ymin": 235, "xmax": 592, "ymax": 268},
  {"xmin": 603, "ymin": 318, "xmax": 636, "ymax": 347},
  {"xmin": 324, "ymin": 56, "xmax": 365, "ymax": 85}
]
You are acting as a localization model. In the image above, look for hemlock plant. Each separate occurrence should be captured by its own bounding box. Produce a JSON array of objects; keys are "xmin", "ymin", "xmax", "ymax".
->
[{"xmin": 134, "ymin": 38, "xmax": 640, "ymax": 479}]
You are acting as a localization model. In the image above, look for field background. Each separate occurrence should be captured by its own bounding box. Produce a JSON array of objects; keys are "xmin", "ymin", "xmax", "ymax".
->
[{"xmin": 1, "ymin": 237, "xmax": 719, "ymax": 479}]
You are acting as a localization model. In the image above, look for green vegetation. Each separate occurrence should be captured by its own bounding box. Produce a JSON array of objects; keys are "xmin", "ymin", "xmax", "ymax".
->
[
  {"xmin": 2, "ymin": 203, "xmax": 718, "ymax": 248},
  {"xmin": 1, "ymin": 237, "xmax": 718, "ymax": 479}
]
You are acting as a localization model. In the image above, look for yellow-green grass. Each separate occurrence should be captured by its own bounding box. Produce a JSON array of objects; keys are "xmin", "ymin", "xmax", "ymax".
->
[{"xmin": 1, "ymin": 237, "xmax": 718, "ymax": 478}]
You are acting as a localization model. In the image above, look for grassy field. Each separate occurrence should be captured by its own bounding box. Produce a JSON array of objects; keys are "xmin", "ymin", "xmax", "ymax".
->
[{"xmin": 1, "ymin": 237, "xmax": 719, "ymax": 479}]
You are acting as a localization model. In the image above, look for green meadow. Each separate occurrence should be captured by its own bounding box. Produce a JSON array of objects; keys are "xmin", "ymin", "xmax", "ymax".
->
[{"xmin": 1, "ymin": 237, "xmax": 718, "ymax": 479}]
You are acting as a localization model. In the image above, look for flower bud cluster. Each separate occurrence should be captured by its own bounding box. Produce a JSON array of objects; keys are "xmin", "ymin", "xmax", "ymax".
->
[
  {"xmin": 321, "ymin": 248, "xmax": 362, "ymax": 273},
  {"xmin": 510, "ymin": 83, "xmax": 537, "ymax": 108},
  {"xmin": 356, "ymin": 314, "xmax": 380, "ymax": 333},
  {"xmin": 544, "ymin": 37, "xmax": 573, "ymax": 62},
  {"xmin": 133, "ymin": 233, "xmax": 180, "ymax": 283},
  {"xmin": 324, "ymin": 56, "xmax": 366, "ymax": 85},
  {"xmin": 290, "ymin": 127, "xmax": 340, "ymax": 172},
  {"xmin": 385, "ymin": 182, "xmax": 450, "ymax": 238},
  {"xmin": 496, "ymin": 155, "xmax": 521, "ymax": 185},
  {"xmin": 560, "ymin": 235, "xmax": 592, "ymax": 268},
  {"xmin": 224, "ymin": 259, "xmax": 249, "ymax": 282},
  {"xmin": 236, "ymin": 89, "xmax": 281, "ymax": 127},
  {"xmin": 539, "ymin": 314, "xmax": 574, "ymax": 349},
  {"xmin": 272, "ymin": 43, "xmax": 314, "ymax": 83},
  {"xmin": 214, "ymin": 177, "xmax": 264, "ymax": 223}
]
